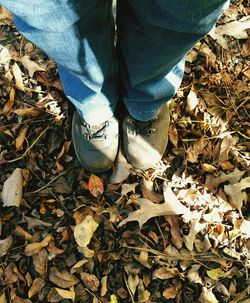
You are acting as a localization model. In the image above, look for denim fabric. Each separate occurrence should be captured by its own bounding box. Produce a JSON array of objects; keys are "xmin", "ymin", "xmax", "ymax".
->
[{"xmin": 1, "ymin": 0, "xmax": 229, "ymax": 123}]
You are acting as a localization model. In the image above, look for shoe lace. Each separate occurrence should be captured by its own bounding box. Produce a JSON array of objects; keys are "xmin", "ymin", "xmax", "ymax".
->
[
  {"xmin": 130, "ymin": 117, "xmax": 158, "ymax": 136},
  {"xmin": 81, "ymin": 121, "xmax": 109, "ymax": 140}
]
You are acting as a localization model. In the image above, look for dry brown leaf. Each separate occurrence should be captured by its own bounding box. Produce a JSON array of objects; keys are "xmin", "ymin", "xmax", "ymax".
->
[
  {"xmin": 3, "ymin": 87, "xmax": 15, "ymax": 114},
  {"xmin": 153, "ymin": 267, "xmax": 179, "ymax": 280},
  {"xmin": 165, "ymin": 215, "xmax": 183, "ymax": 249},
  {"xmin": 28, "ymin": 278, "xmax": 45, "ymax": 298},
  {"xmin": 0, "ymin": 236, "xmax": 13, "ymax": 257},
  {"xmin": 101, "ymin": 276, "xmax": 108, "ymax": 297},
  {"xmin": 3, "ymin": 262, "xmax": 21, "ymax": 285},
  {"xmin": 15, "ymin": 126, "xmax": 29, "ymax": 151},
  {"xmin": 12, "ymin": 62, "xmax": 25, "ymax": 91},
  {"xmin": 218, "ymin": 134, "xmax": 238, "ymax": 164},
  {"xmin": 209, "ymin": 16, "xmax": 250, "ymax": 49},
  {"xmin": 163, "ymin": 286, "xmax": 179, "ymax": 299},
  {"xmin": 110, "ymin": 148, "xmax": 132, "ymax": 184},
  {"xmin": 47, "ymin": 287, "xmax": 75, "ymax": 302},
  {"xmin": 1, "ymin": 168, "xmax": 23, "ymax": 207},
  {"xmin": 74, "ymin": 214, "xmax": 99, "ymax": 248},
  {"xmin": 20, "ymin": 55, "xmax": 45, "ymax": 77},
  {"xmin": 0, "ymin": 293, "xmax": 7, "ymax": 303},
  {"xmin": 32, "ymin": 249, "xmax": 48, "ymax": 276},
  {"xmin": 205, "ymin": 168, "xmax": 245, "ymax": 191},
  {"xmin": 140, "ymin": 178, "xmax": 163, "ymax": 203},
  {"xmin": 186, "ymin": 137, "xmax": 208, "ymax": 163},
  {"xmin": 224, "ymin": 176, "xmax": 250, "ymax": 211},
  {"xmin": 24, "ymin": 216, "xmax": 52, "ymax": 229},
  {"xmin": 241, "ymin": 38, "xmax": 250, "ymax": 57},
  {"xmin": 49, "ymin": 267, "xmax": 79, "ymax": 289},
  {"xmin": 24, "ymin": 234, "xmax": 53, "ymax": 256},
  {"xmin": 168, "ymin": 122, "xmax": 179, "ymax": 147},
  {"xmin": 12, "ymin": 297, "xmax": 32, "ymax": 303},
  {"xmin": 14, "ymin": 107, "xmax": 41, "ymax": 117},
  {"xmin": 80, "ymin": 272, "xmax": 99, "ymax": 292},
  {"xmin": 119, "ymin": 184, "xmax": 193, "ymax": 228}
]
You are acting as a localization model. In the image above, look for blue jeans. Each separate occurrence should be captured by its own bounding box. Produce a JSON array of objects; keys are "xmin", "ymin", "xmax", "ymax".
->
[{"xmin": 1, "ymin": 0, "xmax": 229, "ymax": 123}]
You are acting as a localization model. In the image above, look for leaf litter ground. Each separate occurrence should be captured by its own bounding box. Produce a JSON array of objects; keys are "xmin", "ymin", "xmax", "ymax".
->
[{"xmin": 0, "ymin": 1, "xmax": 250, "ymax": 302}]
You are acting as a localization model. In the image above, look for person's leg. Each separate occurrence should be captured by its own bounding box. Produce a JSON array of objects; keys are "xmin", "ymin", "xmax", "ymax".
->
[
  {"xmin": 1, "ymin": 0, "xmax": 119, "ymax": 172},
  {"xmin": 117, "ymin": 0, "xmax": 229, "ymax": 169}
]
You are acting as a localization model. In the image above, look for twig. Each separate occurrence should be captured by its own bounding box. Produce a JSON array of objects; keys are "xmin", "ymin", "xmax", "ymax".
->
[{"xmin": 5, "ymin": 126, "xmax": 50, "ymax": 163}]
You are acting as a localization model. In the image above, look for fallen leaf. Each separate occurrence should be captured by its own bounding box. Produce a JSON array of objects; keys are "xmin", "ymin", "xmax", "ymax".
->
[
  {"xmin": 119, "ymin": 186, "xmax": 193, "ymax": 228},
  {"xmin": 49, "ymin": 267, "xmax": 79, "ymax": 289},
  {"xmin": 140, "ymin": 178, "xmax": 163, "ymax": 203},
  {"xmin": 80, "ymin": 272, "xmax": 99, "ymax": 292},
  {"xmin": 88, "ymin": 174, "xmax": 104, "ymax": 197},
  {"xmin": 168, "ymin": 122, "xmax": 179, "ymax": 147},
  {"xmin": 3, "ymin": 87, "xmax": 15, "ymax": 114},
  {"xmin": 0, "ymin": 293, "xmax": 7, "ymax": 303},
  {"xmin": 24, "ymin": 216, "xmax": 52, "ymax": 229},
  {"xmin": 110, "ymin": 148, "xmax": 132, "ymax": 183},
  {"xmin": 121, "ymin": 182, "xmax": 138, "ymax": 196},
  {"xmin": 12, "ymin": 62, "xmax": 25, "ymax": 91},
  {"xmin": 101, "ymin": 276, "xmax": 108, "ymax": 296},
  {"xmin": 32, "ymin": 249, "xmax": 48, "ymax": 276},
  {"xmin": 199, "ymin": 286, "xmax": 218, "ymax": 303},
  {"xmin": 183, "ymin": 219, "xmax": 207, "ymax": 251},
  {"xmin": 209, "ymin": 16, "xmax": 250, "ymax": 49},
  {"xmin": 15, "ymin": 126, "xmax": 29, "ymax": 151},
  {"xmin": 186, "ymin": 137, "xmax": 208, "ymax": 163},
  {"xmin": 0, "ymin": 236, "xmax": 13, "ymax": 257},
  {"xmin": 153, "ymin": 267, "xmax": 179, "ymax": 280},
  {"xmin": 109, "ymin": 294, "xmax": 119, "ymax": 303},
  {"xmin": 205, "ymin": 168, "xmax": 245, "ymax": 191},
  {"xmin": 224, "ymin": 176, "xmax": 250, "ymax": 211},
  {"xmin": 207, "ymin": 268, "xmax": 226, "ymax": 281},
  {"xmin": 47, "ymin": 287, "xmax": 75, "ymax": 302},
  {"xmin": 1, "ymin": 168, "xmax": 23, "ymax": 207},
  {"xmin": 218, "ymin": 134, "xmax": 238, "ymax": 164},
  {"xmin": 14, "ymin": 107, "xmax": 41, "ymax": 117},
  {"xmin": 12, "ymin": 297, "xmax": 32, "ymax": 303},
  {"xmin": 163, "ymin": 286, "xmax": 179, "ymax": 299},
  {"xmin": 20, "ymin": 55, "xmax": 45, "ymax": 77},
  {"xmin": 187, "ymin": 87, "xmax": 199, "ymax": 113},
  {"xmin": 24, "ymin": 234, "xmax": 53, "ymax": 256},
  {"xmin": 3, "ymin": 262, "xmax": 21, "ymax": 285},
  {"xmin": 128, "ymin": 274, "xmax": 139, "ymax": 296},
  {"xmin": 28, "ymin": 278, "xmax": 45, "ymax": 298},
  {"xmin": 74, "ymin": 215, "xmax": 99, "ymax": 248},
  {"xmin": 165, "ymin": 215, "xmax": 183, "ymax": 249}
]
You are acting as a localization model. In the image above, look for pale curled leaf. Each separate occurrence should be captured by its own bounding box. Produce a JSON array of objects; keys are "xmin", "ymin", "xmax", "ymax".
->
[
  {"xmin": 183, "ymin": 219, "xmax": 207, "ymax": 251},
  {"xmin": 1, "ymin": 168, "xmax": 23, "ymax": 207},
  {"xmin": 20, "ymin": 55, "xmax": 45, "ymax": 77},
  {"xmin": 12, "ymin": 62, "xmax": 25, "ymax": 91},
  {"xmin": 24, "ymin": 234, "xmax": 53, "ymax": 256},
  {"xmin": 28, "ymin": 278, "xmax": 45, "ymax": 298},
  {"xmin": 209, "ymin": 17, "xmax": 250, "ymax": 49},
  {"xmin": 0, "ymin": 236, "xmax": 13, "ymax": 257},
  {"xmin": 49, "ymin": 267, "xmax": 79, "ymax": 289},
  {"xmin": 224, "ymin": 176, "xmax": 250, "ymax": 211},
  {"xmin": 74, "ymin": 215, "xmax": 99, "ymax": 248},
  {"xmin": 80, "ymin": 272, "xmax": 99, "ymax": 292}
]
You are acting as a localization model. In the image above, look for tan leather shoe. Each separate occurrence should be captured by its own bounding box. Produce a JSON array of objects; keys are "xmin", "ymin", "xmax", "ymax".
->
[
  {"xmin": 123, "ymin": 103, "xmax": 170, "ymax": 170},
  {"xmin": 72, "ymin": 111, "xmax": 119, "ymax": 173}
]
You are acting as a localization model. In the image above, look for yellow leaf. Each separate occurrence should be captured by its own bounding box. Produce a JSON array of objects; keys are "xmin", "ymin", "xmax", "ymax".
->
[
  {"xmin": 14, "ymin": 107, "xmax": 41, "ymax": 117},
  {"xmin": 109, "ymin": 294, "xmax": 118, "ymax": 303},
  {"xmin": 24, "ymin": 234, "xmax": 53, "ymax": 256},
  {"xmin": 207, "ymin": 268, "xmax": 225, "ymax": 281},
  {"xmin": 74, "ymin": 215, "xmax": 99, "ymax": 248}
]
